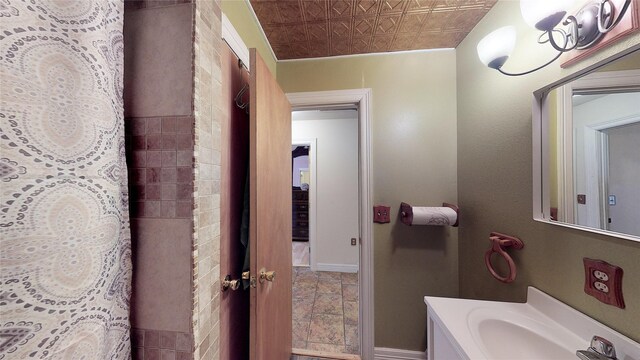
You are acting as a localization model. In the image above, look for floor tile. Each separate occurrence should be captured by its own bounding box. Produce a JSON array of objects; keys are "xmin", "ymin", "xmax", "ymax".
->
[
  {"xmin": 292, "ymin": 297, "xmax": 315, "ymax": 320},
  {"xmin": 316, "ymin": 278, "xmax": 341, "ymax": 294},
  {"xmin": 308, "ymin": 313, "xmax": 345, "ymax": 344},
  {"xmin": 343, "ymin": 301, "xmax": 358, "ymax": 326},
  {"xmin": 293, "ymin": 318, "xmax": 310, "ymax": 342},
  {"xmin": 313, "ymin": 293, "xmax": 343, "ymax": 315},
  {"xmin": 342, "ymin": 284, "xmax": 358, "ymax": 301},
  {"xmin": 341, "ymin": 272, "xmax": 358, "ymax": 284},
  {"xmin": 317, "ymin": 271, "xmax": 341, "ymax": 281},
  {"xmin": 344, "ymin": 324, "xmax": 358, "ymax": 347}
]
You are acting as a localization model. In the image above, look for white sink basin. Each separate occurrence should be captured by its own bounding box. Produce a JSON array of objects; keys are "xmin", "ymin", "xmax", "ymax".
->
[
  {"xmin": 425, "ymin": 287, "xmax": 640, "ymax": 360},
  {"xmin": 468, "ymin": 308, "xmax": 581, "ymax": 359}
]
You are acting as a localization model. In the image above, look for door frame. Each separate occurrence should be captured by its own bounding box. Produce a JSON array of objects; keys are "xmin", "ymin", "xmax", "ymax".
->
[
  {"xmin": 287, "ymin": 89, "xmax": 374, "ymax": 360},
  {"xmin": 555, "ymin": 69, "xmax": 640, "ymax": 225},
  {"xmin": 291, "ymin": 139, "xmax": 318, "ymax": 270}
]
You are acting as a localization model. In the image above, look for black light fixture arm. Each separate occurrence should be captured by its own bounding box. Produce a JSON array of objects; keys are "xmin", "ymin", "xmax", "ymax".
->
[
  {"xmin": 497, "ymin": 50, "xmax": 565, "ymax": 76},
  {"xmin": 598, "ymin": 0, "xmax": 632, "ymax": 33}
]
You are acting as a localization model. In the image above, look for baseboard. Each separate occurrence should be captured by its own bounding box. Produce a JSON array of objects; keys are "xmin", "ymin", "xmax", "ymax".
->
[
  {"xmin": 374, "ymin": 347, "xmax": 427, "ymax": 360},
  {"xmin": 315, "ymin": 263, "xmax": 358, "ymax": 273}
]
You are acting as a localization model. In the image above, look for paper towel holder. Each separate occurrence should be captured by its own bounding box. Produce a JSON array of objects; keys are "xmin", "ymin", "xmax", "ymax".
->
[{"xmin": 400, "ymin": 202, "xmax": 459, "ymax": 227}]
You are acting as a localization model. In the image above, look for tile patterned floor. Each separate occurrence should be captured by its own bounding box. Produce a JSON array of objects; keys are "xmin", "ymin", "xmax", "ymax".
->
[{"xmin": 292, "ymin": 267, "xmax": 359, "ymax": 355}]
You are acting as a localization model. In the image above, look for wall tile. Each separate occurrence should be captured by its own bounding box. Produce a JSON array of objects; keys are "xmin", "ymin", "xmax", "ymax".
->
[
  {"xmin": 145, "ymin": 330, "xmax": 160, "ymax": 348},
  {"xmin": 130, "ymin": 219, "xmax": 193, "ymax": 332},
  {"xmin": 160, "ymin": 331, "xmax": 177, "ymax": 349},
  {"xmin": 124, "ymin": 4, "xmax": 194, "ymax": 117},
  {"xmin": 176, "ymin": 332, "xmax": 192, "ymax": 352}
]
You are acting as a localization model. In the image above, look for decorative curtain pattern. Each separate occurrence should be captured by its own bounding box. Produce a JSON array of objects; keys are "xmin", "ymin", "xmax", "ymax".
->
[{"xmin": 0, "ymin": 0, "xmax": 131, "ymax": 358}]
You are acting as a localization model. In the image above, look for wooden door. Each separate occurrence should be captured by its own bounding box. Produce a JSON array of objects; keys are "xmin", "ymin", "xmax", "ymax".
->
[
  {"xmin": 220, "ymin": 43, "xmax": 250, "ymax": 360},
  {"xmin": 249, "ymin": 49, "xmax": 292, "ymax": 359}
]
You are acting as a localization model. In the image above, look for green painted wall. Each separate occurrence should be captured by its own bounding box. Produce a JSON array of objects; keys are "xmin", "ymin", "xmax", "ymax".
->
[
  {"xmin": 221, "ymin": 0, "xmax": 277, "ymax": 76},
  {"xmin": 457, "ymin": 0, "xmax": 640, "ymax": 342},
  {"xmin": 278, "ymin": 51, "xmax": 459, "ymax": 351}
]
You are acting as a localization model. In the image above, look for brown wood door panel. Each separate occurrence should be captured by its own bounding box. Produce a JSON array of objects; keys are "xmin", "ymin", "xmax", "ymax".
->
[
  {"xmin": 220, "ymin": 44, "xmax": 250, "ymax": 360},
  {"xmin": 249, "ymin": 48, "xmax": 293, "ymax": 360}
]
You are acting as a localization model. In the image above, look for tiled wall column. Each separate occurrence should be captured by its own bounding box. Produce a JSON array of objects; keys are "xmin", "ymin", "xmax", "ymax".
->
[
  {"xmin": 124, "ymin": 1, "xmax": 198, "ymax": 359},
  {"xmin": 193, "ymin": 0, "xmax": 223, "ymax": 359}
]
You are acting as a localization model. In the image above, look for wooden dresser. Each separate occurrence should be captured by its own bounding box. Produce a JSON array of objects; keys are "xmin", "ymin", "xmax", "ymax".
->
[{"xmin": 292, "ymin": 189, "xmax": 309, "ymax": 241}]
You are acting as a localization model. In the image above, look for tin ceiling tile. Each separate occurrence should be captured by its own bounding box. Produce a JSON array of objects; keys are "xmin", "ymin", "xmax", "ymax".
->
[
  {"xmin": 307, "ymin": 21, "xmax": 329, "ymax": 41},
  {"xmin": 331, "ymin": 19, "xmax": 352, "ymax": 38},
  {"xmin": 330, "ymin": 0, "xmax": 353, "ymax": 18},
  {"xmin": 277, "ymin": 1, "xmax": 303, "ymax": 23},
  {"xmin": 351, "ymin": 37, "xmax": 371, "ymax": 53},
  {"xmin": 287, "ymin": 24, "xmax": 309, "ymax": 43},
  {"xmin": 355, "ymin": 0, "xmax": 380, "ymax": 17},
  {"xmin": 307, "ymin": 40, "xmax": 329, "ymax": 57},
  {"xmin": 251, "ymin": 2, "xmax": 281, "ymax": 25},
  {"xmin": 391, "ymin": 35, "xmax": 417, "ymax": 51},
  {"xmin": 249, "ymin": 0, "xmax": 496, "ymax": 59},
  {"xmin": 264, "ymin": 24, "xmax": 289, "ymax": 45},
  {"xmin": 303, "ymin": 0, "xmax": 328, "ymax": 21},
  {"xmin": 375, "ymin": 15, "xmax": 401, "ymax": 35},
  {"xmin": 331, "ymin": 37, "xmax": 352, "ymax": 55},
  {"xmin": 380, "ymin": 0, "xmax": 407, "ymax": 14},
  {"xmin": 398, "ymin": 12, "xmax": 427, "ymax": 34},
  {"xmin": 370, "ymin": 35, "xmax": 393, "ymax": 52},
  {"xmin": 406, "ymin": 0, "xmax": 435, "ymax": 11},
  {"xmin": 353, "ymin": 17, "xmax": 375, "ymax": 37}
]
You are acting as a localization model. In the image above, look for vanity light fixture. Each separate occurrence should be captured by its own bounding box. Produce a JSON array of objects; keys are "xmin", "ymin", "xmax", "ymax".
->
[{"xmin": 477, "ymin": 0, "xmax": 632, "ymax": 76}]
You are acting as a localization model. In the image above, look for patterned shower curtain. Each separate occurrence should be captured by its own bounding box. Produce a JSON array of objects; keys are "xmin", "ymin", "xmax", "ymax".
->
[{"xmin": 0, "ymin": 0, "xmax": 131, "ymax": 358}]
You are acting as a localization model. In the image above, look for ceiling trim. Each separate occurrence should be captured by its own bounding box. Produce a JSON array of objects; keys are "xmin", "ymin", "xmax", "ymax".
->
[
  {"xmin": 244, "ymin": 0, "xmax": 278, "ymax": 62},
  {"xmin": 278, "ymin": 46, "xmax": 455, "ymax": 63}
]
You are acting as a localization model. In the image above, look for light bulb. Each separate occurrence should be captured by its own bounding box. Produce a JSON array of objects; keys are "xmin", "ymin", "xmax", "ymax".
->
[
  {"xmin": 520, "ymin": 0, "xmax": 576, "ymax": 31},
  {"xmin": 477, "ymin": 26, "xmax": 516, "ymax": 70}
]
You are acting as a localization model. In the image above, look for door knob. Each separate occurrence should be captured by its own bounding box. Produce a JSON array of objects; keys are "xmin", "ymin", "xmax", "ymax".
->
[
  {"xmin": 221, "ymin": 275, "xmax": 241, "ymax": 291},
  {"xmin": 259, "ymin": 270, "xmax": 276, "ymax": 283}
]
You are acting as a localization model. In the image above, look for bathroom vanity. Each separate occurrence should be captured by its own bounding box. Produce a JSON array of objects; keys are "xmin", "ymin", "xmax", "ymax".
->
[{"xmin": 425, "ymin": 287, "xmax": 640, "ymax": 360}]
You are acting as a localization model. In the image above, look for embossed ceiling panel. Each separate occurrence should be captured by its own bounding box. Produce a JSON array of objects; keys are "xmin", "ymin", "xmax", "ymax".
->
[{"xmin": 251, "ymin": 0, "xmax": 497, "ymax": 59}]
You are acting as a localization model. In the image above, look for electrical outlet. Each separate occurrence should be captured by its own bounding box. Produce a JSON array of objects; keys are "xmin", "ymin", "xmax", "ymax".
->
[
  {"xmin": 350, "ymin": 238, "xmax": 357, "ymax": 246},
  {"xmin": 583, "ymin": 258, "xmax": 624, "ymax": 308},
  {"xmin": 593, "ymin": 281, "xmax": 609, "ymax": 293},
  {"xmin": 593, "ymin": 270, "xmax": 609, "ymax": 281}
]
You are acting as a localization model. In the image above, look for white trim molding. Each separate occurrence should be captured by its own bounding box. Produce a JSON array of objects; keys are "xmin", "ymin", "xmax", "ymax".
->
[
  {"xmin": 287, "ymin": 88, "xmax": 374, "ymax": 360},
  {"xmin": 221, "ymin": 13, "xmax": 250, "ymax": 69},
  {"xmin": 374, "ymin": 347, "xmax": 428, "ymax": 360},
  {"xmin": 316, "ymin": 263, "xmax": 359, "ymax": 273}
]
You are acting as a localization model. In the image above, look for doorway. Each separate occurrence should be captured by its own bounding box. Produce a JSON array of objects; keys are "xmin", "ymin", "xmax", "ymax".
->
[
  {"xmin": 290, "ymin": 110, "xmax": 360, "ymax": 356},
  {"xmin": 287, "ymin": 90, "xmax": 373, "ymax": 360}
]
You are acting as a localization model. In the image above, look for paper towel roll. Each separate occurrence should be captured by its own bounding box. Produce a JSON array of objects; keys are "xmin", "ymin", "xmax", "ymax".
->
[
  {"xmin": 400, "ymin": 202, "xmax": 459, "ymax": 226},
  {"xmin": 412, "ymin": 207, "xmax": 457, "ymax": 225}
]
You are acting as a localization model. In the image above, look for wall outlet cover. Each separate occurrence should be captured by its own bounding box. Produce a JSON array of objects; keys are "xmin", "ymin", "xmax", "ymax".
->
[
  {"xmin": 583, "ymin": 258, "xmax": 624, "ymax": 309},
  {"xmin": 373, "ymin": 205, "xmax": 390, "ymax": 223}
]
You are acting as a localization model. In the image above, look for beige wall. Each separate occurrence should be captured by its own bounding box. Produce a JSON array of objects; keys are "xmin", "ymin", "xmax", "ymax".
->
[
  {"xmin": 221, "ymin": 0, "xmax": 277, "ymax": 76},
  {"xmin": 278, "ymin": 51, "xmax": 459, "ymax": 351},
  {"xmin": 457, "ymin": 0, "xmax": 640, "ymax": 342}
]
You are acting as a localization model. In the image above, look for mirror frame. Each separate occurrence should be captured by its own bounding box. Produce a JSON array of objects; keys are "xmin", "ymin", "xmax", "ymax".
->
[{"xmin": 532, "ymin": 43, "xmax": 640, "ymax": 243}]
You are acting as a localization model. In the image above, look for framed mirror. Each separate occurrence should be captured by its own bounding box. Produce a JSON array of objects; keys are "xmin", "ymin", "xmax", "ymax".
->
[{"xmin": 533, "ymin": 45, "xmax": 640, "ymax": 242}]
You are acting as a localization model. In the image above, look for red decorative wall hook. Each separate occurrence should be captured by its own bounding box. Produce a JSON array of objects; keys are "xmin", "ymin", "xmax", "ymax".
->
[{"xmin": 484, "ymin": 232, "xmax": 524, "ymax": 283}]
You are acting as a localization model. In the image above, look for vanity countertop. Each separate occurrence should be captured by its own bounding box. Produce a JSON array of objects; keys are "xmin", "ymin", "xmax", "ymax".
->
[{"xmin": 424, "ymin": 287, "xmax": 640, "ymax": 360}]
